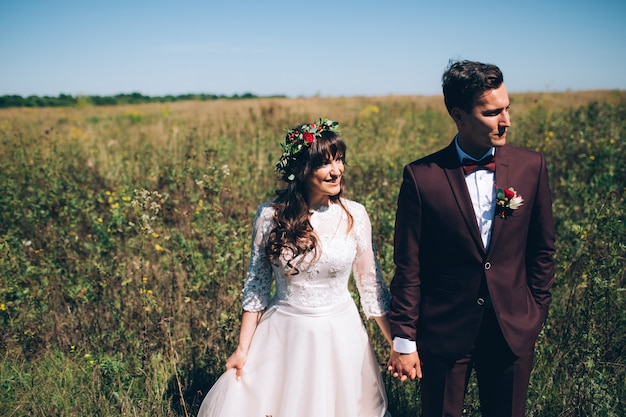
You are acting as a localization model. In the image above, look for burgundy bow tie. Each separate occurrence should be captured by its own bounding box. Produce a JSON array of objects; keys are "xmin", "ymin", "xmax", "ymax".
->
[{"xmin": 462, "ymin": 156, "xmax": 496, "ymax": 175}]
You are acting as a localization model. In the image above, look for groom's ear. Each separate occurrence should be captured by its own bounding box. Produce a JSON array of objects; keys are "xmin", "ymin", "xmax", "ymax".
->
[{"xmin": 451, "ymin": 108, "xmax": 464, "ymax": 123}]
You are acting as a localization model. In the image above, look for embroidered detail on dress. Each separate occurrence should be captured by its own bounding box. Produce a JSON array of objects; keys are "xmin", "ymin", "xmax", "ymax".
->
[{"xmin": 241, "ymin": 200, "xmax": 391, "ymax": 317}]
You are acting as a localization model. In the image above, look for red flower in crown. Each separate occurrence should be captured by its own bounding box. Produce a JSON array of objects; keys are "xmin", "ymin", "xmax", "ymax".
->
[{"xmin": 303, "ymin": 132, "xmax": 315, "ymax": 144}]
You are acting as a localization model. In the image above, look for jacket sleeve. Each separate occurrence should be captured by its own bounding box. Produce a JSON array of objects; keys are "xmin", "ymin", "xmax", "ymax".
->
[
  {"xmin": 525, "ymin": 153, "xmax": 556, "ymax": 321},
  {"xmin": 389, "ymin": 165, "xmax": 423, "ymax": 342}
]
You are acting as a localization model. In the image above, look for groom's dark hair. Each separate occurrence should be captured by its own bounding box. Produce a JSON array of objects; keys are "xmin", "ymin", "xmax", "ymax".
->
[{"xmin": 442, "ymin": 60, "xmax": 504, "ymax": 114}]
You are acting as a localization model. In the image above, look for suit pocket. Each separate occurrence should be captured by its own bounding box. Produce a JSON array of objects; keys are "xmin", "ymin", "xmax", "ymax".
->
[
  {"xmin": 423, "ymin": 273, "xmax": 479, "ymax": 297},
  {"xmin": 496, "ymin": 203, "xmax": 531, "ymax": 223}
]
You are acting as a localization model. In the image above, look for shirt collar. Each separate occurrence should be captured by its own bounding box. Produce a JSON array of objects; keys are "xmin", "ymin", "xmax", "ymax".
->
[{"xmin": 454, "ymin": 135, "xmax": 494, "ymax": 163}]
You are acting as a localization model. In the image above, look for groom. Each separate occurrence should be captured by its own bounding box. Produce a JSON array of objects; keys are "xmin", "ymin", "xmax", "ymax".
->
[{"xmin": 388, "ymin": 60, "xmax": 555, "ymax": 417}]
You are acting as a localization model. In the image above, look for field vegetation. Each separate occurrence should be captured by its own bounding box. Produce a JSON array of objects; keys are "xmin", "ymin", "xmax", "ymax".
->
[
  {"xmin": 0, "ymin": 92, "xmax": 280, "ymax": 108},
  {"xmin": 0, "ymin": 90, "xmax": 624, "ymax": 416}
]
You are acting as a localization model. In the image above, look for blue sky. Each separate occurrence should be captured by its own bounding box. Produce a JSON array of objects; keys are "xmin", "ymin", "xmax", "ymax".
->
[{"xmin": 1, "ymin": 0, "xmax": 625, "ymax": 97}]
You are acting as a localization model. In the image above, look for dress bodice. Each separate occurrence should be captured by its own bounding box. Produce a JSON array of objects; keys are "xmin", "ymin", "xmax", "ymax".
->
[{"xmin": 242, "ymin": 199, "xmax": 390, "ymax": 318}]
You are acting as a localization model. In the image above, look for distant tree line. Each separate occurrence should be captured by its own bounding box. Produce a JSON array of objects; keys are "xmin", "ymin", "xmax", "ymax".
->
[{"xmin": 0, "ymin": 92, "xmax": 286, "ymax": 108}]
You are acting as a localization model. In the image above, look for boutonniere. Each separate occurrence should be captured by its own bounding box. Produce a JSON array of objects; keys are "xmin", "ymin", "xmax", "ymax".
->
[{"xmin": 495, "ymin": 186, "xmax": 523, "ymax": 218}]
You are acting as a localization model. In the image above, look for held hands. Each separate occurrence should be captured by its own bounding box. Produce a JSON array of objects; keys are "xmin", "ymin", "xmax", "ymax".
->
[
  {"xmin": 388, "ymin": 350, "xmax": 422, "ymax": 382},
  {"xmin": 225, "ymin": 347, "xmax": 248, "ymax": 380}
]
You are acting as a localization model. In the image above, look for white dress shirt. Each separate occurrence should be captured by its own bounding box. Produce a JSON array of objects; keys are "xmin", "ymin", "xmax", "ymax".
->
[{"xmin": 455, "ymin": 138, "xmax": 496, "ymax": 250}]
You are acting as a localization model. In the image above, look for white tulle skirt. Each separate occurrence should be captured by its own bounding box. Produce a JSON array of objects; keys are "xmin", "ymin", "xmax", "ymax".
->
[{"xmin": 197, "ymin": 299, "xmax": 390, "ymax": 417}]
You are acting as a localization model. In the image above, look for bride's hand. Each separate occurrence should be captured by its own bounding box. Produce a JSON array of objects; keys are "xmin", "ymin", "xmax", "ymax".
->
[
  {"xmin": 388, "ymin": 349, "xmax": 422, "ymax": 382},
  {"xmin": 225, "ymin": 347, "xmax": 247, "ymax": 379}
]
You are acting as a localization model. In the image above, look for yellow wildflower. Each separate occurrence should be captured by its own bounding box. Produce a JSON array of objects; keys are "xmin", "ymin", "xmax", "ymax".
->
[{"xmin": 359, "ymin": 104, "xmax": 380, "ymax": 117}]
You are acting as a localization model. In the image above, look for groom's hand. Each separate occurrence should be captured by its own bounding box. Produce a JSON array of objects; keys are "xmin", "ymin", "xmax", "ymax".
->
[{"xmin": 388, "ymin": 350, "xmax": 422, "ymax": 382}]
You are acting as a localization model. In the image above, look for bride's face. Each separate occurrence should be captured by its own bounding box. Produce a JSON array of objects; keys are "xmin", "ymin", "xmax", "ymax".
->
[{"xmin": 305, "ymin": 155, "xmax": 344, "ymax": 207}]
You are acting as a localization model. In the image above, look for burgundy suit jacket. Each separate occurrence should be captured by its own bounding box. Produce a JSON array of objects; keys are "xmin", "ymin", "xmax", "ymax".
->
[{"xmin": 389, "ymin": 141, "xmax": 555, "ymax": 359}]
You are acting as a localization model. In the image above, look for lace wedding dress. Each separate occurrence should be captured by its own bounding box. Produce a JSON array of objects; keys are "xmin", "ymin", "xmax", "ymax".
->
[{"xmin": 197, "ymin": 199, "xmax": 391, "ymax": 417}]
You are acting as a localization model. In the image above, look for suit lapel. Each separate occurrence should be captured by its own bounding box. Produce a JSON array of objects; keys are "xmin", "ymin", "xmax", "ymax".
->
[
  {"xmin": 487, "ymin": 145, "xmax": 510, "ymax": 255},
  {"xmin": 441, "ymin": 142, "xmax": 486, "ymax": 255}
]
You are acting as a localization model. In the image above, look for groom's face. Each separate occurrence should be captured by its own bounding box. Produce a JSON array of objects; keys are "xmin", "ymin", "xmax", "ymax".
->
[{"xmin": 456, "ymin": 83, "xmax": 511, "ymax": 158}]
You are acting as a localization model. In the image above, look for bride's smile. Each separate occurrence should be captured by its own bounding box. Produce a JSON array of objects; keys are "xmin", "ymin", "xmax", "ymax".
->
[{"xmin": 306, "ymin": 155, "xmax": 344, "ymax": 209}]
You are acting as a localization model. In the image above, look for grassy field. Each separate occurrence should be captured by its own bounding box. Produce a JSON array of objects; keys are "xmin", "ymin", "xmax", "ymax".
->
[{"xmin": 0, "ymin": 91, "xmax": 624, "ymax": 416}]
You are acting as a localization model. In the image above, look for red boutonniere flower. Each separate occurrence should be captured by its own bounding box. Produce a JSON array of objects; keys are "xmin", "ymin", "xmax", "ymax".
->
[{"xmin": 495, "ymin": 186, "xmax": 523, "ymax": 218}]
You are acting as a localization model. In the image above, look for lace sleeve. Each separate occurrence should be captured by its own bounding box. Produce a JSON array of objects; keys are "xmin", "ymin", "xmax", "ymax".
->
[
  {"xmin": 349, "ymin": 201, "xmax": 391, "ymax": 318},
  {"xmin": 241, "ymin": 203, "xmax": 275, "ymax": 312}
]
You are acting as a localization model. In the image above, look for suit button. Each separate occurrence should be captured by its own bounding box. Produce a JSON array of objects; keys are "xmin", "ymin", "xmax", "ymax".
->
[
  {"xmin": 484, "ymin": 262, "xmax": 491, "ymax": 270},
  {"xmin": 477, "ymin": 298, "xmax": 485, "ymax": 306}
]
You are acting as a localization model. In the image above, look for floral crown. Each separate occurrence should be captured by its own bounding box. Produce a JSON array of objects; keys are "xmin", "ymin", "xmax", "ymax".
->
[{"xmin": 275, "ymin": 117, "xmax": 340, "ymax": 181}]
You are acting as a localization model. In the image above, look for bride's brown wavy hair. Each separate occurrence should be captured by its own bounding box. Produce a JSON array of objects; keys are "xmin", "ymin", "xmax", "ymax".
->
[{"xmin": 267, "ymin": 129, "xmax": 353, "ymax": 274}]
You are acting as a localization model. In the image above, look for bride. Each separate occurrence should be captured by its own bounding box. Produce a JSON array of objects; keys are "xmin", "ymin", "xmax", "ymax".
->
[{"xmin": 197, "ymin": 118, "xmax": 392, "ymax": 417}]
